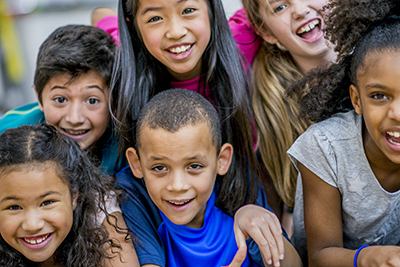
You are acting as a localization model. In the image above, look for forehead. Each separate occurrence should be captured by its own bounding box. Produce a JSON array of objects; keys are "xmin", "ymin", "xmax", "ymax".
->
[
  {"xmin": 0, "ymin": 164, "xmax": 69, "ymax": 196},
  {"xmin": 138, "ymin": 123, "xmax": 216, "ymax": 154},
  {"xmin": 357, "ymin": 50, "xmax": 400, "ymax": 87}
]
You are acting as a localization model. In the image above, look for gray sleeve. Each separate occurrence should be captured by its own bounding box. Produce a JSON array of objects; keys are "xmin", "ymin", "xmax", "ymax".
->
[{"xmin": 287, "ymin": 125, "xmax": 338, "ymax": 188}]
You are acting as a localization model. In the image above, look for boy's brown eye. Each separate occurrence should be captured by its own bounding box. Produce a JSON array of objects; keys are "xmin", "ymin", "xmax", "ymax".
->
[
  {"xmin": 87, "ymin": 98, "xmax": 99, "ymax": 105},
  {"xmin": 54, "ymin": 97, "xmax": 66, "ymax": 104}
]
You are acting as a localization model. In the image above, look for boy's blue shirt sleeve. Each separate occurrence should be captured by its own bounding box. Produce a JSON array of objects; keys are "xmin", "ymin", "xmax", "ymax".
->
[
  {"xmin": 0, "ymin": 103, "xmax": 45, "ymax": 135},
  {"xmin": 116, "ymin": 167, "xmax": 166, "ymax": 266}
]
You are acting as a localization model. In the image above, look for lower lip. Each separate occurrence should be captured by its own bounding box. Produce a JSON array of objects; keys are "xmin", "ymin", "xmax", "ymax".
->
[
  {"xmin": 385, "ymin": 134, "xmax": 400, "ymax": 152},
  {"xmin": 165, "ymin": 199, "xmax": 193, "ymax": 211},
  {"xmin": 166, "ymin": 44, "xmax": 194, "ymax": 60},
  {"xmin": 62, "ymin": 130, "xmax": 90, "ymax": 140},
  {"xmin": 20, "ymin": 233, "xmax": 54, "ymax": 250},
  {"xmin": 298, "ymin": 27, "xmax": 324, "ymax": 44}
]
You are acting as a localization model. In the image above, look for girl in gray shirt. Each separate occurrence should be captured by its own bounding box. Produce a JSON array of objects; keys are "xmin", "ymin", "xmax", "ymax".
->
[{"xmin": 286, "ymin": 0, "xmax": 400, "ymax": 266}]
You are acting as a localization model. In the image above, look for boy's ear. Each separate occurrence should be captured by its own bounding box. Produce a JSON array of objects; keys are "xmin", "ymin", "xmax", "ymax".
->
[
  {"xmin": 217, "ymin": 143, "xmax": 233, "ymax": 176},
  {"xmin": 350, "ymin": 84, "xmax": 362, "ymax": 115},
  {"xmin": 256, "ymin": 27, "xmax": 278, "ymax": 45},
  {"xmin": 34, "ymin": 86, "xmax": 44, "ymax": 112},
  {"xmin": 126, "ymin": 147, "xmax": 144, "ymax": 178}
]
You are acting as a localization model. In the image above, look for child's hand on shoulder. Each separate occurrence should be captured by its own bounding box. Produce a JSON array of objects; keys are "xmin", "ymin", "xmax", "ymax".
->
[{"xmin": 234, "ymin": 204, "xmax": 284, "ymax": 267}]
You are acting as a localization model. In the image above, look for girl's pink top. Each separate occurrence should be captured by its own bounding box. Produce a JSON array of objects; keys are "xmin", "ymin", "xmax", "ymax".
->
[
  {"xmin": 228, "ymin": 8, "xmax": 262, "ymax": 66},
  {"xmin": 95, "ymin": 16, "xmax": 120, "ymax": 45}
]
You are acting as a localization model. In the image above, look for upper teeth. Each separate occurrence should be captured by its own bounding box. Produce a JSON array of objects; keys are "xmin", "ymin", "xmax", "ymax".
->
[
  {"xmin": 169, "ymin": 45, "xmax": 191, "ymax": 54},
  {"xmin": 387, "ymin": 131, "xmax": 400, "ymax": 138},
  {"xmin": 297, "ymin": 20, "xmax": 319, "ymax": 34},
  {"xmin": 23, "ymin": 234, "xmax": 50, "ymax": 245},
  {"xmin": 65, "ymin": 129, "xmax": 87, "ymax": 135},
  {"xmin": 169, "ymin": 199, "xmax": 190, "ymax": 205}
]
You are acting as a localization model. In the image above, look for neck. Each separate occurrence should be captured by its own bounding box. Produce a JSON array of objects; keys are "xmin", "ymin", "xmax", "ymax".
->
[{"xmin": 293, "ymin": 49, "xmax": 337, "ymax": 73}]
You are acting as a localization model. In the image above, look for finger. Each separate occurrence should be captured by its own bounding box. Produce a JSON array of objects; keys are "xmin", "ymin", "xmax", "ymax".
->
[
  {"xmin": 266, "ymin": 217, "xmax": 284, "ymax": 260},
  {"xmin": 226, "ymin": 246, "xmax": 247, "ymax": 267},
  {"xmin": 260, "ymin": 227, "xmax": 280, "ymax": 266},
  {"xmin": 234, "ymin": 222, "xmax": 248, "ymax": 249}
]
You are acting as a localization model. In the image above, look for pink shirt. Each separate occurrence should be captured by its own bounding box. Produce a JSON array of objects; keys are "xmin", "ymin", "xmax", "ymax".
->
[{"xmin": 228, "ymin": 8, "xmax": 262, "ymax": 66}]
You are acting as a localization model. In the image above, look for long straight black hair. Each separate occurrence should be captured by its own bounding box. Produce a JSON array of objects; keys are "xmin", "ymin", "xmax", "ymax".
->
[{"xmin": 110, "ymin": 0, "xmax": 258, "ymax": 215}]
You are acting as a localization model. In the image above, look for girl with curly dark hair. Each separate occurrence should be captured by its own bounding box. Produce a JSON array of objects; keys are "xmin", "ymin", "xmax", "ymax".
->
[
  {"xmin": 286, "ymin": 0, "xmax": 400, "ymax": 266},
  {"xmin": 0, "ymin": 124, "xmax": 138, "ymax": 267}
]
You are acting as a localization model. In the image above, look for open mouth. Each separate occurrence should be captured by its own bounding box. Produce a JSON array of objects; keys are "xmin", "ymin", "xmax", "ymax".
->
[
  {"xmin": 297, "ymin": 19, "xmax": 321, "ymax": 39},
  {"xmin": 62, "ymin": 128, "xmax": 90, "ymax": 136},
  {"xmin": 22, "ymin": 233, "xmax": 51, "ymax": 245},
  {"xmin": 168, "ymin": 44, "xmax": 193, "ymax": 54},
  {"xmin": 167, "ymin": 199, "xmax": 193, "ymax": 206},
  {"xmin": 386, "ymin": 131, "xmax": 400, "ymax": 145}
]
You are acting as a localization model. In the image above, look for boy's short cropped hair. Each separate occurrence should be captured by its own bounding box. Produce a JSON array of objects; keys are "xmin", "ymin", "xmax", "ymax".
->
[
  {"xmin": 34, "ymin": 25, "xmax": 116, "ymax": 104},
  {"xmin": 136, "ymin": 89, "xmax": 222, "ymax": 152}
]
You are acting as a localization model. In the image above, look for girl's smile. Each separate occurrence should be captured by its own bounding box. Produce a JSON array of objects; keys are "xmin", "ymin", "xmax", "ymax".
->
[
  {"xmin": 351, "ymin": 50, "xmax": 400, "ymax": 169},
  {"xmin": 259, "ymin": 0, "xmax": 335, "ymax": 72},
  {"xmin": 0, "ymin": 164, "xmax": 77, "ymax": 263},
  {"xmin": 136, "ymin": 0, "xmax": 211, "ymax": 81}
]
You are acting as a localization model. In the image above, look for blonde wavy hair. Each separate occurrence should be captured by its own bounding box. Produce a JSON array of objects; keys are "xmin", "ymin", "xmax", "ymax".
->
[{"xmin": 242, "ymin": 0, "xmax": 310, "ymax": 209}]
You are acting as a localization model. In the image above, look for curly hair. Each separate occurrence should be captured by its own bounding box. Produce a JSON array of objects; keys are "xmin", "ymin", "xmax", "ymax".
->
[
  {"xmin": 287, "ymin": 0, "xmax": 400, "ymax": 122},
  {"xmin": 242, "ymin": 0, "xmax": 310, "ymax": 209},
  {"xmin": 0, "ymin": 124, "xmax": 122, "ymax": 267}
]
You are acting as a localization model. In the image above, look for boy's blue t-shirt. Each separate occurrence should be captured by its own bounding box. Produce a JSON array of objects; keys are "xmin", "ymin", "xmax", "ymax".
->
[
  {"xmin": 158, "ymin": 190, "xmax": 250, "ymax": 267},
  {"xmin": 0, "ymin": 102, "xmax": 123, "ymax": 175},
  {"xmin": 117, "ymin": 166, "xmax": 288, "ymax": 267}
]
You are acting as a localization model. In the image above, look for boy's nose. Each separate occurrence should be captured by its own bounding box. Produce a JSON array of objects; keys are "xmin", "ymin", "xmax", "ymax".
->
[
  {"xmin": 292, "ymin": 1, "xmax": 311, "ymax": 20},
  {"xmin": 22, "ymin": 211, "xmax": 45, "ymax": 233},
  {"xmin": 165, "ymin": 17, "xmax": 188, "ymax": 40},
  {"xmin": 166, "ymin": 172, "xmax": 190, "ymax": 192},
  {"xmin": 66, "ymin": 103, "xmax": 85, "ymax": 125}
]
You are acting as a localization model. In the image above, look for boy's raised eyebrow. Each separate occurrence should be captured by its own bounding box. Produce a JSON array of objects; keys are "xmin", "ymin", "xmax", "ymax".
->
[{"xmin": 50, "ymin": 85, "xmax": 106, "ymax": 93}]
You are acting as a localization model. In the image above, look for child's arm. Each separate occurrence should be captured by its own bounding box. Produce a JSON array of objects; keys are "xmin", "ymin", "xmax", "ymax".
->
[
  {"xmin": 91, "ymin": 7, "xmax": 117, "ymax": 27},
  {"xmin": 300, "ymin": 163, "xmax": 400, "ymax": 267},
  {"xmin": 102, "ymin": 211, "xmax": 140, "ymax": 267},
  {"xmin": 233, "ymin": 204, "xmax": 303, "ymax": 267}
]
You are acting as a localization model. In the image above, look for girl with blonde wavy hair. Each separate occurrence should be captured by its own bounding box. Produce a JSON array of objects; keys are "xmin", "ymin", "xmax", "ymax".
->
[{"xmin": 233, "ymin": 0, "xmax": 336, "ymax": 227}]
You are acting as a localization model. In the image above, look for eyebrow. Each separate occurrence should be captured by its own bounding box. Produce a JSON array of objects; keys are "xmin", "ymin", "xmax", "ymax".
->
[
  {"xmin": 365, "ymin": 83, "xmax": 391, "ymax": 90},
  {"xmin": 140, "ymin": 0, "xmax": 190, "ymax": 15},
  {"xmin": 0, "ymin": 191, "xmax": 62, "ymax": 204},
  {"xmin": 50, "ymin": 85, "xmax": 105, "ymax": 93},
  {"xmin": 147, "ymin": 154, "xmax": 206, "ymax": 162}
]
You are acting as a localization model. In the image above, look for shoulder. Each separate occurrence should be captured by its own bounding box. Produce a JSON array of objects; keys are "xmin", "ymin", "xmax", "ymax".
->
[
  {"xmin": 228, "ymin": 8, "xmax": 262, "ymax": 66},
  {"xmin": 0, "ymin": 103, "xmax": 44, "ymax": 135}
]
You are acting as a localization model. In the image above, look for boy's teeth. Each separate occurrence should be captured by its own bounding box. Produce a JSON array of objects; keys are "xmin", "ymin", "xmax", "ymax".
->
[
  {"xmin": 297, "ymin": 20, "xmax": 319, "ymax": 34},
  {"xmin": 65, "ymin": 129, "xmax": 88, "ymax": 135},
  {"xmin": 168, "ymin": 199, "xmax": 191, "ymax": 205},
  {"xmin": 387, "ymin": 131, "xmax": 400, "ymax": 138},
  {"xmin": 23, "ymin": 234, "xmax": 50, "ymax": 245},
  {"xmin": 169, "ymin": 45, "xmax": 191, "ymax": 54}
]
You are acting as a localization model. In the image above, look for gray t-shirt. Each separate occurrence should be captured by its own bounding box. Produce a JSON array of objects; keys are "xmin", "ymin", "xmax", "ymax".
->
[{"xmin": 287, "ymin": 110, "xmax": 400, "ymax": 263}]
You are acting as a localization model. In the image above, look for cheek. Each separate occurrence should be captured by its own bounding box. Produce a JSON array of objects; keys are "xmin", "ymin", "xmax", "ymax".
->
[{"xmin": 43, "ymin": 108, "xmax": 62, "ymax": 126}]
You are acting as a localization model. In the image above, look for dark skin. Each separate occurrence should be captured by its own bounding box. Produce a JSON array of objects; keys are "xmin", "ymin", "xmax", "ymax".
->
[{"xmin": 302, "ymin": 50, "xmax": 400, "ymax": 267}]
